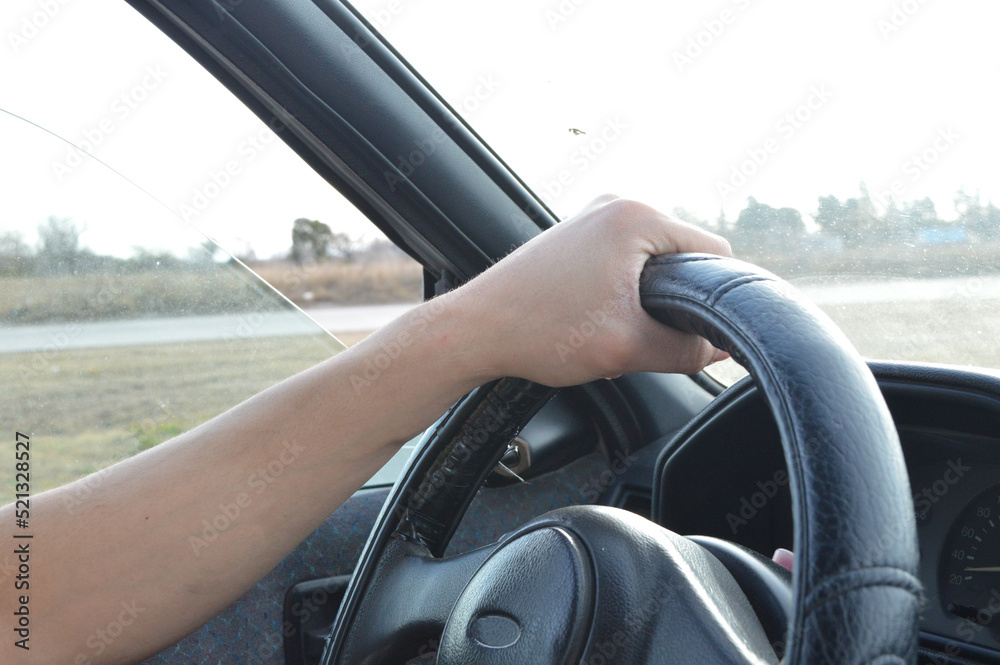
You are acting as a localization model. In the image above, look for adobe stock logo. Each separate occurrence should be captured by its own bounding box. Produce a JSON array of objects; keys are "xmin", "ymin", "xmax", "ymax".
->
[
  {"xmin": 871, "ymin": 126, "xmax": 959, "ymax": 209},
  {"xmin": 384, "ymin": 75, "xmax": 501, "ymax": 193},
  {"xmin": 535, "ymin": 117, "xmax": 628, "ymax": 205},
  {"xmin": 554, "ymin": 299, "xmax": 617, "ymax": 364},
  {"xmin": 724, "ymin": 469, "xmax": 789, "ymax": 534},
  {"xmin": 7, "ymin": 0, "xmax": 72, "ymax": 53},
  {"xmin": 671, "ymin": 0, "xmax": 754, "ymax": 73},
  {"xmin": 188, "ymin": 440, "xmax": 306, "ymax": 556},
  {"xmin": 176, "ymin": 120, "xmax": 285, "ymax": 221},
  {"xmin": 877, "ymin": 0, "xmax": 932, "ymax": 40},
  {"xmin": 82, "ymin": 601, "xmax": 146, "ymax": 660},
  {"xmin": 51, "ymin": 65, "xmax": 169, "ymax": 181},
  {"xmin": 715, "ymin": 84, "xmax": 833, "ymax": 202},
  {"xmin": 544, "ymin": 0, "xmax": 590, "ymax": 30}
]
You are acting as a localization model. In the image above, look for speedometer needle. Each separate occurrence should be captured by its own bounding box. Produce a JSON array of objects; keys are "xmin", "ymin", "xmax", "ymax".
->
[{"xmin": 964, "ymin": 567, "xmax": 1000, "ymax": 572}]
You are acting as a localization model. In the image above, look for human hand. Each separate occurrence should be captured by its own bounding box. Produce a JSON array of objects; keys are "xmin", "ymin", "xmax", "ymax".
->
[{"xmin": 450, "ymin": 194, "xmax": 733, "ymax": 387}]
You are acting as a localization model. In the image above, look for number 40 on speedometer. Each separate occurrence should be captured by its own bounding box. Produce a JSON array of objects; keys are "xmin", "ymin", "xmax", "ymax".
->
[{"xmin": 940, "ymin": 483, "xmax": 1000, "ymax": 634}]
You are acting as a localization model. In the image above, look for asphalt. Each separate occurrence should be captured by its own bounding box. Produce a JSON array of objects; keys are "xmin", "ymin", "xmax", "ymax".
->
[{"xmin": 0, "ymin": 303, "xmax": 417, "ymax": 355}]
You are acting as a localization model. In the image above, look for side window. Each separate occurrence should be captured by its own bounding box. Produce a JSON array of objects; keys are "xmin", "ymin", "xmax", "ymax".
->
[{"xmin": 1, "ymin": 0, "xmax": 422, "ymax": 497}]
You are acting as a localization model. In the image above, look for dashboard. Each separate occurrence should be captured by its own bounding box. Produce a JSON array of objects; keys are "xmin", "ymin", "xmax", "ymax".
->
[{"xmin": 651, "ymin": 362, "xmax": 1000, "ymax": 664}]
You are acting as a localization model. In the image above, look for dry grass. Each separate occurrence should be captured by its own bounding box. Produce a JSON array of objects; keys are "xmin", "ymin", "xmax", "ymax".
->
[
  {"xmin": 0, "ymin": 264, "xmax": 280, "ymax": 325},
  {"xmin": 0, "ymin": 258, "xmax": 422, "ymax": 325},
  {"xmin": 0, "ymin": 333, "xmax": 341, "ymax": 496},
  {"xmin": 251, "ymin": 258, "xmax": 422, "ymax": 307}
]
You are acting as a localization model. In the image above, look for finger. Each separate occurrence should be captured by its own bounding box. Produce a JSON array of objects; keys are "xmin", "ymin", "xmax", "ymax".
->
[
  {"xmin": 649, "ymin": 213, "xmax": 733, "ymax": 258},
  {"xmin": 581, "ymin": 197, "xmax": 732, "ymax": 259},
  {"xmin": 627, "ymin": 316, "xmax": 727, "ymax": 376}
]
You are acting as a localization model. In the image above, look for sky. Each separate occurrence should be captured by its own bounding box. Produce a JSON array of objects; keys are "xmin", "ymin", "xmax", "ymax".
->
[
  {"xmin": 1, "ymin": 0, "xmax": 371, "ymax": 258},
  {"xmin": 369, "ymin": 0, "xmax": 1000, "ymax": 225},
  {"xmin": 1, "ymin": 0, "xmax": 998, "ymax": 258}
]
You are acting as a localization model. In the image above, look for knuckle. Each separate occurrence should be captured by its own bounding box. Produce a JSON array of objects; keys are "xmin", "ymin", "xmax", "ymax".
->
[
  {"xmin": 596, "ymin": 198, "xmax": 657, "ymax": 238},
  {"xmin": 604, "ymin": 197, "xmax": 652, "ymax": 220},
  {"xmin": 589, "ymin": 193, "xmax": 621, "ymax": 207}
]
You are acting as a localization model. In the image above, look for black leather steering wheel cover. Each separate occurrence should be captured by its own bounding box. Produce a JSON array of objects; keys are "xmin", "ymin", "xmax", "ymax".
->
[{"xmin": 639, "ymin": 254, "xmax": 922, "ymax": 664}]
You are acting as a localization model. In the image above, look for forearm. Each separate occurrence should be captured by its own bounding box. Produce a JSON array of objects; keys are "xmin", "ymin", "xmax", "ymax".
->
[{"xmin": 3, "ymin": 291, "xmax": 493, "ymax": 665}]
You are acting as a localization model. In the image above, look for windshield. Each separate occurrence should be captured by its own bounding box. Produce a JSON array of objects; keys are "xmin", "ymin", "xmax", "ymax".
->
[{"xmin": 354, "ymin": 0, "xmax": 1000, "ymax": 383}]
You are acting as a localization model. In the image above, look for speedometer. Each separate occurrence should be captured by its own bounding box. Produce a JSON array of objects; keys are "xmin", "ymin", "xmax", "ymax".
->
[{"xmin": 939, "ymin": 482, "xmax": 1000, "ymax": 639}]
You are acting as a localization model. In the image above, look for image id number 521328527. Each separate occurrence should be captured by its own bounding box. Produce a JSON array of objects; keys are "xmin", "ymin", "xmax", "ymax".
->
[{"xmin": 13, "ymin": 431, "xmax": 32, "ymax": 651}]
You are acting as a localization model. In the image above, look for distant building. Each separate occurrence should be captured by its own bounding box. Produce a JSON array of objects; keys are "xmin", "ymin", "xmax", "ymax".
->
[{"xmin": 916, "ymin": 227, "xmax": 967, "ymax": 245}]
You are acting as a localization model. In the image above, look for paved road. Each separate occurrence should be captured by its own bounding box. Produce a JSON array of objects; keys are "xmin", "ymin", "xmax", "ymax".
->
[
  {"xmin": 0, "ymin": 303, "xmax": 417, "ymax": 355},
  {"xmin": 4, "ymin": 275, "xmax": 999, "ymax": 355}
]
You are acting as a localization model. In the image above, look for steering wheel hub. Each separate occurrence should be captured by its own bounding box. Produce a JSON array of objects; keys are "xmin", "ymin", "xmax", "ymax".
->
[
  {"xmin": 438, "ymin": 525, "xmax": 593, "ymax": 664},
  {"xmin": 439, "ymin": 507, "xmax": 780, "ymax": 665}
]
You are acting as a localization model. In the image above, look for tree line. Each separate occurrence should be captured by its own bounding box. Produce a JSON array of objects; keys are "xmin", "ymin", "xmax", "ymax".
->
[
  {"xmin": 0, "ymin": 217, "xmax": 223, "ymax": 278},
  {"xmin": 3, "ymin": 191, "xmax": 996, "ymax": 279},
  {"xmin": 673, "ymin": 186, "xmax": 999, "ymax": 254},
  {"xmin": 0, "ymin": 216, "xmax": 407, "ymax": 278}
]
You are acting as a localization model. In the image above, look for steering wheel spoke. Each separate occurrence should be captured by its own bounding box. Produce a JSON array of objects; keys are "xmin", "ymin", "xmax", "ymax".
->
[{"xmin": 336, "ymin": 539, "xmax": 495, "ymax": 664}]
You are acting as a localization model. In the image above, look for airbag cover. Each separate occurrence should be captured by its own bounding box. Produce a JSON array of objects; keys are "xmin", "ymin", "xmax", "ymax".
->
[{"xmin": 437, "ymin": 526, "xmax": 593, "ymax": 665}]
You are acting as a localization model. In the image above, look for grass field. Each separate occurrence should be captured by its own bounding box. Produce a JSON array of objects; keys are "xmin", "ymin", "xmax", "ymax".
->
[{"xmin": 1, "ymin": 333, "xmax": 341, "ymax": 496}]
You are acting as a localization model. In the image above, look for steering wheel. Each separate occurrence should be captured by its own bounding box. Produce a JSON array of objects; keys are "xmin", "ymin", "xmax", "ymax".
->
[{"xmin": 320, "ymin": 254, "xmax": 922, "ymax": 665}]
